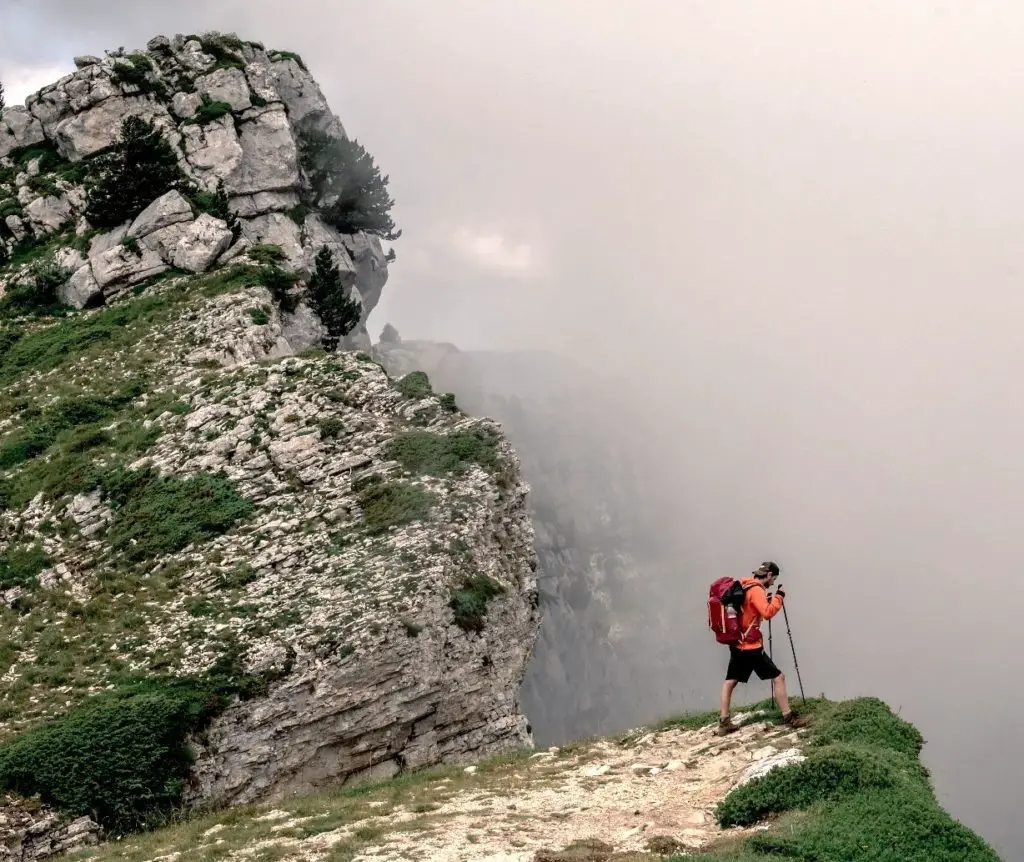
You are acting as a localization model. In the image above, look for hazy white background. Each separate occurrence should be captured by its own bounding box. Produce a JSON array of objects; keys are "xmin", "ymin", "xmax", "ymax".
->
[{"xmin": 4, "ymin": 2, "xmax": 1022, "ymax": 855}]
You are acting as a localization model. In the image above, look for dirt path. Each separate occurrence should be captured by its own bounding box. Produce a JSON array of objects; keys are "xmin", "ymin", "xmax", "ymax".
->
[{"xmin": 285, "ymin": 709, "xmax": 808, "ymax": 861}]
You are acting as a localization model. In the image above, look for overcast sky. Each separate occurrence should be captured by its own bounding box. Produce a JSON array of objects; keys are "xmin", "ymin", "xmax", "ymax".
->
[{"xmin": 5, "ymin": 2, "xmax": 1024, "ymax": 856}]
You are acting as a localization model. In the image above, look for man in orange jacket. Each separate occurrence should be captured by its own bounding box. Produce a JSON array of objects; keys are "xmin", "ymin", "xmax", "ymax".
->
[{"xmin": 718, "ymin": 561, "xmax": 811, "ymax": 735}]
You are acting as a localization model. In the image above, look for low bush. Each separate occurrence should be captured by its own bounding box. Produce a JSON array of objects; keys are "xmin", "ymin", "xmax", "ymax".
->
[
  {"xmin": 187, "ymin": 95, "xmax": 233, "ymax": 126},
  {"xmin": 100, "ymin": 467, "xmax": 253, "ymax": 563},
  {"xmin": 450, "ymin": 575, "xmax": 505, "ymax": 633},
  {"xmin": 384, "ymin": 428, "xmax": 500, "ymax": 476},
  {"xmin": 357, "ymin": 480, "xmax": 433, "ymax": 533},
  {"xmin": 0, "ymin": 545, "xmax": 50, "ymax": 590},
  {"xmin": 0, "ymin": 655, "xmax": 270, "ymax": 836},
  {"xmin": 394, "ymin": 371, "xmax": 432, "ymax": 399}
]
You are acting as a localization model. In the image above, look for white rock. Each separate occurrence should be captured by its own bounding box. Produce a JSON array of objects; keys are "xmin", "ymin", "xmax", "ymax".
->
[
  {"xmin": 91, "ymin": 243, "xmax": 167, "ymax": 289},
  {"xmin": 240, "ymin": 212, "xmax": 305, "ymax": 272},
  {"xmin": 280, "ymin": 302, "xmax": 327, "ymax": 354},
  {"xmin": 271, "ymin": 57, "xmax": 344, "ymax": 137},
  {"xmin": 232, "ymin": 190, "xmax": 301, "ymax": 218},
  {"xmin": 229, "ymin": 107, "xmax": 300, "ymax": 197},
  {"xmin": 89, "ymin": 224, "xmax": 130, "ymax": 256},
  {"xmin": 181, "ymin": 115, "xmax": 244, "ymax": 187},
  {"xmin": 25, "ymin": 194, "xmax": 75, "ymax": 233},
  {"xmin": 732, "ymin": 748, "xmax": 806, "ymax": 788},
  {"xmin": 53, "ymin": 96, "xmax": 172, "ymax": 161},
  {"xmin": 196, "ymin": 67, "xmax": 252, "ymax": 112},
  {"xmin": 59, "ymin": 265, "xmax": 102, "ymax": 309},
  {"xmin": 173, "ymin": 91, "xmax": 203, "ymax": 120},
  {"xmin": 0, "ymin": 107, "xmax": 46, "ymax": 159},
  {"xmin": 127, "ymin": 190, "xmax": 195, "ymax": 238},
  {"xmin": 584, "ymin": 764, "xmax": 611, "ymax": 777},
  {"xmin": 170, "ymin": 214, "xmax": 234, "ymax": 273}
]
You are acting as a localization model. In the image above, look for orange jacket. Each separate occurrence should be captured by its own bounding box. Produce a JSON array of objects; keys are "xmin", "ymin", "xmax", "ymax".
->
[{"xmin": 736, "ymin": 577, "xmax": 783, "ymax": 650}]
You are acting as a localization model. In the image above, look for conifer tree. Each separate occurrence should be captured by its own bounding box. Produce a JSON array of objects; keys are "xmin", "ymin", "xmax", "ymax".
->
[
  {"xmin": 307, "ymin": 245, "xmax": 363, "ymax": 350},
  {"xmin": 85, "ymin": 116, "xmax": 186, "ymax": 229}
]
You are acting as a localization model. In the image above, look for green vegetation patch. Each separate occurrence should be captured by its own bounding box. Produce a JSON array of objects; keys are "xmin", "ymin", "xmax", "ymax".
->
[
  {"xmin": 0, "ymin": 657, "xmax": 270, "ymax": 836},
  {"xmin": 384, "ymin": 428, "xmax": 500, "ymax": 476},
  {"xmin": 450, "ymin": 575, "xmax": 505, "ymax": 633},
  {"xmin": 357, "ymin": 480, "xmax": 434, "ymax": 533},
  {"xmin": 394, "ymin": 370, "xmax": 432, "ymax": 399},
  {"xmin": 0, "ymin": 545, "xmax": 50, "ymax": 590},
  {"xmin": 691, "ymin": 696, "xmax": 1000, "ymax": 862},
  {"xmin": 100, "ymin": 466, "xmax": 254, "ymax": 563}
]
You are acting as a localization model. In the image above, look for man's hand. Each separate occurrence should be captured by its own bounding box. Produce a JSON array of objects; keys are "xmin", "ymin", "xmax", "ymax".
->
[{"xmin": 775, "ymin": 585, "xmax": 786, "ymax": 598}]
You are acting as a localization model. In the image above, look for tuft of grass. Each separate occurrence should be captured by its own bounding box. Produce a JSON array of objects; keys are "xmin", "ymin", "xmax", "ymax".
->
[
  {"xmin": 384, "ymin": 428, "xmax": 500, "ymax": 477},
  {"xmin": 0, "ymin": 545, "xmax": 50, "ymax": 590},
  {"xmin": 247, "ymin": 306, "xmax": 270, "ymax": 325},
  {"xmin": 449, "ymin": 575, "xmax": 505, "ymax": 633},
  {"xmin": 394, "ymin": 371, "xmax": 432, "ymax": 399},
  {"xmin": 100, "ymin": 466, "xmax": 254, "ymax": 564},
  {"xmin": 186, "ymin": 95, "xmax": 234, "ymax": 126},
  {"xmin": 247, "ymin": 243, "xmax": 287, "ymax": 266},
  {"xmin": 357, "ymin": 480, "xmax": 434, "ymax": 534},
  {"xmin": 318, "ymin": 418, "xmax": 345, "ymax": 439}
]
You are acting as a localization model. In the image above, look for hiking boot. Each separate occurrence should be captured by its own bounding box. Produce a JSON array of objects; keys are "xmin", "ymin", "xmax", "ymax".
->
[
  {"xmin": 781, "ymin": 711, "xmax": 812, "ymax": 729},
  {"xmin": 717, "ymin": 716, "xmax": 740, "ymax": 736}
]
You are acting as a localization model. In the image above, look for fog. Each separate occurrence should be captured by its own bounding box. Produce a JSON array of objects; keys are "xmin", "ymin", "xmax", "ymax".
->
[{"xmin": 5, "ymin": 1, "xmax": 1024, "ymax": 855}]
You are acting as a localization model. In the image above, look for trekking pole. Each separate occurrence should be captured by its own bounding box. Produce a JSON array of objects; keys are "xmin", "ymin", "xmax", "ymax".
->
[
  {"xmin": 768, "ymin": 617, "xmax": 775, "ymax": 709},
  {"xmin": 781, "ymin": 603, "xmax": 806, "ymax": 704}
]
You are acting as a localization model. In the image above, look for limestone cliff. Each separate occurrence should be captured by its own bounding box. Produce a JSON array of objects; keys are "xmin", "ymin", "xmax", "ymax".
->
[
  {"xmin": 0, "ymin": 32, "xmax": 539, "ymax": 853},
  {"xmin": 372, "ymin": 338, "xmax": 685, "ymax": 745}
]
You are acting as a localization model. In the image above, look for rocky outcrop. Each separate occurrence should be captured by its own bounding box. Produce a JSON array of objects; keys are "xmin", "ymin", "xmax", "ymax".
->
[
  {"xmin": 0, "ymin": 31, "xmax": 391, "ymax": 344},
  {"xmin": 0, "ymin": 798, "xmax": 100, "ymax": 862},
  {"xmin": 373, "ymin": 339, "xmax": 684, "ymax": 745}
]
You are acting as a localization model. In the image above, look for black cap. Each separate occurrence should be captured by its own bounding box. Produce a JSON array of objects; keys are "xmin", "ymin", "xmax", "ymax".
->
[{"xmin": 756, "ymin": 561, "xmax": 780, "ymax": 578}]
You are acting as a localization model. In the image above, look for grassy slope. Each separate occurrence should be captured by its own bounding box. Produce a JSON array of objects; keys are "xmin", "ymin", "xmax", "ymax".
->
[{"xmin": 47, "ymin": 696, "xmax": 998, "ymax": 862}]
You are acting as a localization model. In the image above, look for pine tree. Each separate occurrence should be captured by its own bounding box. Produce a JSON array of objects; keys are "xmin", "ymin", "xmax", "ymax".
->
[
  {"xmin": 298, "ymin": 130, "xmax": 401, "ymax": 241},
  {"xmin": 85, "ymin": 115, "xmax": 187, "ymax": 229},
  {"xmin": 307, "ymin": 245, "xmax": 363, "ymax": 350}
]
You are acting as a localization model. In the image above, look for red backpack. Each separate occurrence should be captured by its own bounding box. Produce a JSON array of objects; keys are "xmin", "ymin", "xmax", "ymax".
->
[{"xmin": 708, "ymin": 577, "xmax": 755, "ymax": 645}]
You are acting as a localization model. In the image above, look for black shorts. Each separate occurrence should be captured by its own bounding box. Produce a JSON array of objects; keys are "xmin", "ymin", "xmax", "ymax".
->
[{"xmin": 726, "ymin": 646, "xmax": 781, "ymax": 683}]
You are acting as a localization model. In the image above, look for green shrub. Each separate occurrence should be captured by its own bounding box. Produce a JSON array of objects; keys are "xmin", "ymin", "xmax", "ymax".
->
[
  {"xmin": 307, "ymin": 245, "xmax": 362, "ymax": 350},
  {"xmin": 746, "ymin": 787, "xmax": 1000, "ymax": 861},
  {"xmin": 186, "ymin": 179, "xmax": 239, "ymax": 239},
  {"xmin": 247, "ymin": 306, "xmax": 269, "ymax": 325},
  {"xmin": 196, "ymin": 34, "xmax": 247, "ymax": 71},
  {"xmin": 271, "ymin": 50, "xmax": 309, "ymax": 71},
  {"xmin": 715, "ymin": 745, "xmax": 900, "ymax": 828},
  {"xmin": 0, "ymin": 658, "xmax": 270, "ymax": 836},
  {"xmin": 358, "ymin": 481, "xmax": 433, "ymax": 533},
  {"xmin": 450, "ymin": 575, "xmax": 505, "ymax": 632},
  {"xmin": 0, "ymin": 394, "xmax": 121, "ymax": 468},
  {"xmin": 297, "ymin": 128, "xmax": 400, "ymax": 240},
  {"xmin": 257, "ymin": 265, "xmax": 299, "ymax": 312},
  {"xmin": 807, "ymin": 696, "xmax": 924, "ymax": 758},
  {"xmin": 318, "ymin": 418, "xmax": 345, "ymax": 439},
  {"xmin": 0, "ymin": 255, "xmax": 73, "ymax": 317},
  {"xmin": 384, "ymin": 428, "xmax": 500, "ymax": 476},
  {"xmin": 395, "ymin": 371, "xmax": 432, "ymax": 399},
  {"xmin": 110, "ymin": 54, "xmax": 165, "ymax": 97},
  {"xmin": 0, "ymin": 545, "xmax": 50, "ymax": 590},
  {"xmin": 187, "ymin": 94, "xmax": 234, "ymax": 126},
  {"xmin": 84, "ymin": 115, "xmax": 187, "ymax": 229},
  {"xmin": 100, "ymin": 466, "xmax": 253, "ymax": 563},
  {"xmin": 248, "ymin": 243, "xmax": 286, "ymax": 265}
]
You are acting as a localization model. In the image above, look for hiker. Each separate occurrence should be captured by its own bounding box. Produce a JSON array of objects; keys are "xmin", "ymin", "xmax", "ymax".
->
[{"xmin": 717, "ymin": 561, "xmax": 811, "ymax": 735}]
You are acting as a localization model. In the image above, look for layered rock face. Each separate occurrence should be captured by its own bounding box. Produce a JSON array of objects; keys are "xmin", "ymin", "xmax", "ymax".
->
[
  {"xmin": 0, "ymin": 33, "xmax": 540, "ymax": 849},
  {"xmin": 0, "ymin": 32, "xmax": 388, "ymax": 346},
  {"xmin": 373, "ymin": 338, "xmax": 684, "ymax": 745}
]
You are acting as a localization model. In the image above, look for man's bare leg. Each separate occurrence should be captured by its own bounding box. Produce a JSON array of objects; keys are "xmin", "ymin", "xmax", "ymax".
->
[{"xmin": 772, "ymin": 673, "xmax": 791, "ymax": 716}]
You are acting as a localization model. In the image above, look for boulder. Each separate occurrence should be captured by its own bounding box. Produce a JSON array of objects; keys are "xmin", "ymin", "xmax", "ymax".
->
[
  {"xmin": 229, "ymin": 106, "xmax": 300, "ymax": 196},
  {"xmin": 181, "ymin": 115, "xmax": 244, "ymax": 188},
  {"xmin": 91, "ymin": 243, "xmax": 167, "ymax": 289},
  {"xmin": 240, "ymin": 212, "xmax": 305, "ymax": 272},
  {"xmin": 0, "ymin": 108, "xmax": 46, "ymax": 160},
  {"xmin": 53, "ymin": 97, "xmax": 173, "ymax": 161},
  {"xmin": 24, "ymin": 195, "xmax": 75, "ymax": 234},
  {"xmin": 60, "ymin": 265, "xmax": 103, "ymax": 309},
  {"xmin": 170, "ymin": 214, "xmax": 234, "ymax": 272},
  {"xmin": 231, "ymin": 190, "xmax": 301, "ymax": 219},
  {"xmin": 196, "ymin": 67, "xmax": 252, "ymax": 112},
  {"xmin": 127, "ymin": 190, "xmax": 195, "ymax": 238},
  {"xmin": 270, "ymin": 57, "xmax": 345, "ymax": 137},
  {"xmin": 172, "ymin": 91, "xmax": 203, "ymax": 120}
]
